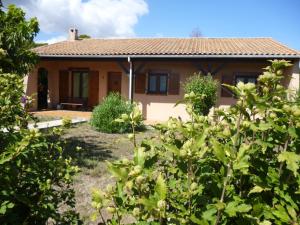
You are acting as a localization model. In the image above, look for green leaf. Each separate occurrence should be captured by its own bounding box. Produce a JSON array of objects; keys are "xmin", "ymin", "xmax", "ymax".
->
[
  {"xmin": 287, "ymin": 205, "xmax": 297, "ymax": 221},
  {"xmin": 138, "ymin": 197, "xmax": 157, "ymax": 211},
  {"xmin": 288, "ymin": 127, "xmax": 297, "ymax": 138},
  {"xmin": 225, "ymin": 202, "xmax": 252, "ymax": 217},
  {"xmin": 106, "ymin": 161, "xmax": 129, "ymax": 181},
  {"xmin": 248, "ymin": 186, "xmax": 264, "ymax": 195},
  {"xmin": 134, "ymin": 147, "xmax": 146, "ymax": 167},
  {"xmin": 211, "ymin": 139, "xmax": 226, "ymax": 163},
  {"xmin": 164, "ymin": 144, "xmax": 180, "ymax": 156},
  {"xmin": 278, "ymin": 151, "xmax": 300, "ymax": 176},
  {"xmin": 233, "ymin": 144, "xmax": 250, "ymax": 174},
  {"xmin": 202, "ymin": 206, "xmax": 217, "ymax": 221},
  {"xmin": 190, "ymin": 214, "xmax": 209, "ymax": 225},
  {"xmin": 155, "ymin": 173, "xmax": 167, "ymax": 200},
  {"xmin": 272, "ymin": 205, "xmax": 290, "ymax": 223},
  {"xmin": 258, "ymin": 220, "xmax": 272, "ymax": 225}
]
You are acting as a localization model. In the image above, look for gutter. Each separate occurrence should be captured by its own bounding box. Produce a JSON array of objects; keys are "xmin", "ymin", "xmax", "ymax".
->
[{"xmin": 38, "ymin": 54, "xmax": 300, "ymax": 59}]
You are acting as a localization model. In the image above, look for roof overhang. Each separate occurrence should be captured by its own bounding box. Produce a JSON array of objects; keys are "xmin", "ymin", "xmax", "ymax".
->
[{"xmin": 38, "ymin": 54, "xmax": 300, "ymax": 59}]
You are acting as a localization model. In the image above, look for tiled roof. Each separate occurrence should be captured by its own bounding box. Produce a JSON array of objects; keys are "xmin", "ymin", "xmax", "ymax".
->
[{"xmin": 34, "ymin": 37, "xmax": 300, "ymax": 58}]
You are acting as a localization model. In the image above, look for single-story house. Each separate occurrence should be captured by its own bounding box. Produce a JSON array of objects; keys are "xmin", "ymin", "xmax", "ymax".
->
[{"xmin": 25, "ymin": 28, "xmax": 300, "ymax": 121}]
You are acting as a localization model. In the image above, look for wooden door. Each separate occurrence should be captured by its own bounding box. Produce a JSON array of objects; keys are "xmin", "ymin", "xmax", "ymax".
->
[
  {"xmin": 59, "ymin": 70, "xmax": 69, "ymax": 102},
  {"xmin": 107, "ymin": 72, "xmax": 122, "ymax": 94},
  {"xmin": 88, "ymin": 71, "xmax": 99, "ymax": 107},
  {"xmin": 38, "ymin": 68, "xmax": 48, "ymax": 109}
]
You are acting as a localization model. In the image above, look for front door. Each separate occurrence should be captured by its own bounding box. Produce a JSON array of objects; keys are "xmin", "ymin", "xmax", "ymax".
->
[
  {"xmin": 107, "ymin": 72, "xmax": 122, "ymax": 94},
  {"xmin": 37, "ymin": 68, "xmax": 48, "ymax": 109}
]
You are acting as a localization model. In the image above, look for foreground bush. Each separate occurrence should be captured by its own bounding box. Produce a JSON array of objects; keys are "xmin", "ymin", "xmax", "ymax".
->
[
  {"xmin": 91, "ymin": 93, "xmax": 143, "ymax": 133},
  {"xmin": 92, "ymin": 60, "xmax": 300, "ymax": 225},
  {"xmin": 0, "ymin": 72, "xmax": 78, "ymax": 224},
  {"xmin": 184, "ymin": 73, "xmax": 218, "ymax": 115}
]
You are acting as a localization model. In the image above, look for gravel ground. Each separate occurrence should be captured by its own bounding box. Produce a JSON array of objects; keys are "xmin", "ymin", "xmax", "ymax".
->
[{"xmin": 61, "ymin": 123, "xmax": 157, "ymax": 224}]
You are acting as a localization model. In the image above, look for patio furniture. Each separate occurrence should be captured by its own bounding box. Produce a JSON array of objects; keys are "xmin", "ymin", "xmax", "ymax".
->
[{"xmin": 59, "ymin": 97, "xmax": 88, "ymax": 111}]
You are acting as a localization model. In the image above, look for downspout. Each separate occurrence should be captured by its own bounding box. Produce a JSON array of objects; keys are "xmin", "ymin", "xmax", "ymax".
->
[{"xmin": 128, "ymin": 56, "xmax": 134, "ymax": 103}]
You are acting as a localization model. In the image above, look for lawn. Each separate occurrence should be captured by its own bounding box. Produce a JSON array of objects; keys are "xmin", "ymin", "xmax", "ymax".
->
[{"xmin": 61, "ymin": 122, "xmax": 157, "ymax": 224}]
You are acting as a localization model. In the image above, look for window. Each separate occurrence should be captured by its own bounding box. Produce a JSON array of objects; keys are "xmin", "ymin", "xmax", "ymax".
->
[
  {"xmin": 147, "ymin": 73, "xmax": 168, "ymax": 94},
  {"xmin": 235, "ymin": 75, "xmax": 258, "ymax": 84},
  {"xmin": 72, "ymin": 71, "xmax": 89, "ymax": 98}
]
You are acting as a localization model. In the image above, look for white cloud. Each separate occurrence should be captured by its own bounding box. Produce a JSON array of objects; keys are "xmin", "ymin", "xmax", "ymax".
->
[
  {"xmin": 38, "ymin": 35, "xmax": 67, "ymax": 44},
  {"xmin": 5, "ymin": 0, "xmax": 148, "ymax": 40}
]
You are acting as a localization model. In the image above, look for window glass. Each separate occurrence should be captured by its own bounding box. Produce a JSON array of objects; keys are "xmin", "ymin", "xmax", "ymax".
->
[
  {"xmin": 236, "ymin": 75, "xmax": 257, "ymax": 84},
  {"xmin": 148, "ymin": 73, "xmax": 168, "ymax": 94},
  {"xmin": 236, "ymin": 77, "xmax": 244, "ymax": 83},
  {"xmin": 160, "ymin": 75, "xmax": 167, "ymax": 93},
  {"xmin": 82, "ymin": 72, "xmax": 89, "ymax": 98},
  {"xmin": 149, "ymin": 75, "xmax": 157, "ymax": 92},
  {"xmin": 247, "ymin": 77, "xmax": 256, "ymax": 84},
  {"xmin": 73, "ymin": 72, "xmax": 81, "ymax": 98}
]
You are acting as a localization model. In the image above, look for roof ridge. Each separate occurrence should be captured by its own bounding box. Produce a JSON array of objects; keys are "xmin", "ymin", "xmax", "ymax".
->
[{"xmin": 83, "ymin": 37, "xmax": 274, "ymax": 41}]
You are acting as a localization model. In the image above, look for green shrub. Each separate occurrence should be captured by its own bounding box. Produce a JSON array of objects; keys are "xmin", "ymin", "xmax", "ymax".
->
[
  {"xmin": 184, "ymin": 73, "xmax": 218, "ymax": 115},
  {"xmin": 91, "ymin": 60, "xmax": 300, "ymax": 225},
  {"xmin": 91, "ymin": 93, "xmax": 143, "ymax": 133},
  {"xmin": 0, "ymin": 72, "xmax": 79, "ymax": 224},
  {"xmin": 295, "ymin": 89, "xmax": 300, "ymax": 105},
  {"xmin": 62, "ymin": 116, "xmax": 72, "ymax": 128}
]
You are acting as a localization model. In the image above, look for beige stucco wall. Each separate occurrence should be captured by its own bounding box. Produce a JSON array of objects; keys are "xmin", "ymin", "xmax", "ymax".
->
[
  {"xmin": 286, "ymin": 59, "xmax": 300, "ymax": 92},
  {"xmin": 25, "ymin": 58, "xmax": 299, "ymax": 122}
]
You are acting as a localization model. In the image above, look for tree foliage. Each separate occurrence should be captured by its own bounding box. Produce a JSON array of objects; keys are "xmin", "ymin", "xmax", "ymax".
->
[
  {"xmin": 79, "ymin": 34, "xmax": 91, "ymax": 39},
  {"xmin": 92, "ymin": 60, "xmax": 300, "ymax": 225},
  {"xmin": 0, "ymin": 4, "xmax": 79, "ymax": 223},
  {"xmin": 0, "ymin": 4, "xmax": 39, "ymax": 76},
  {"xmin": 0, "ymin": 71, "xmax": 79, "ymax": 224},
  {"xmin": 184, "ymin": 74, "xmax": 219, "ymax": 115}
]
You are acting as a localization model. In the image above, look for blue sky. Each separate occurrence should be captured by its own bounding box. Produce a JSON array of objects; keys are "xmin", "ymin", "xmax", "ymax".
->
[
  {"xmin": 134, "ymin": 0, "xmax": 300, "ymax": 50},
  {"xmin": 7, "ymin": 0, "xmax": 300, "ymax": 50}
]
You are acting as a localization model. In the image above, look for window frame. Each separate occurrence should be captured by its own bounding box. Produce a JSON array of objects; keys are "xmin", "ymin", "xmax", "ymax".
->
[
  {"xmin": 147, "ymin": 73, "xmax": 169, "ymax": 95},
  {"xmin": 234, "ymin": 73, "xmax": 259, "ymax": 85},
  {"xmin": 72, "ymin": 70, "xmax": 89, "ymax": 99}
]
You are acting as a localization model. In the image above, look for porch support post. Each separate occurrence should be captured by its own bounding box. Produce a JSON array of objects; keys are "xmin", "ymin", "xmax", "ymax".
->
[{"xmin": 128, "ymin": 57, "xmax": 134, "ymax": 103}]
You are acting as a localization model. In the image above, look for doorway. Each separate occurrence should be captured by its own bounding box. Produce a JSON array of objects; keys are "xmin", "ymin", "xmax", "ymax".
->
[
  {"xmin": 107, "ymin": 72, "xmax": 122, "ymax": 94},
  {"xmin": 37, "ymin": 68, "xmax": 48, "ymax": 109}
]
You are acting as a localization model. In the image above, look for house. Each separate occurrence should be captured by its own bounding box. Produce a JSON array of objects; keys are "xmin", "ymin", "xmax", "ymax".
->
[{"xmin": 25, "ymin": 28, "xmax": 300, "ymax": 121}]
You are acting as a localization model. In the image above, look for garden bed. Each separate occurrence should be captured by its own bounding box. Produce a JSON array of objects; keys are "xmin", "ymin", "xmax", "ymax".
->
[{"xmin": 61, "ymin": 123, "xmax": 157, "ymax": 224}]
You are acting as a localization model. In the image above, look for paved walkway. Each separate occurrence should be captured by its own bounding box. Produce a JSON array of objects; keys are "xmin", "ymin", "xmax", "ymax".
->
[
  {"xmin": 28, "ymin": 118, "xmax": 88, "ymax": 130},
  {"xmin": 31, "ymin": 110, "xmax": 92, "ymax": 119}
]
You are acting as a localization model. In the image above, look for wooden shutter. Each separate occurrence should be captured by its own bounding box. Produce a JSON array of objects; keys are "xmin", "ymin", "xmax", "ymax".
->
[
  {"xmin": 221, "ymin": 74, "xmax": 234, "ymax": 97},
  {"xmin": 168, "ymin": 73, "xmax": 180, "ymax": 95},
  {"xmin": 88, "ymin": 71, "xmax": 99, "ymax": 107},
  {"xmin": 135, "ymin": 73, "xmax": 146, "ymax": 94},
  {"xmin": 59, "ymin": 70, "xmax": 69, "ymax": 101}
]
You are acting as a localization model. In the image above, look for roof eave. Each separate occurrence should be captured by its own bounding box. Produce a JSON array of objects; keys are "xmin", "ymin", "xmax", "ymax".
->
[{"xmin": 38, "ymin": 54, "xmax": 300, "ymax": 59}]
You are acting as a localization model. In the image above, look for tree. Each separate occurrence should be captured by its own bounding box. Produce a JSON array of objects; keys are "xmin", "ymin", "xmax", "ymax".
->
[
  {"xmin": 190, "ymin": 27, "xmax": 202, "ymax": 37},
  {"xmin": 79, "ymin": 34, "xmax": 91, "ymax": 39},
  {"xmin": 0, "ymin": 4, "xmax": 39, "ymax": 76},
  {"xmin": 0, "ymin": 4, "xmax": 79, "ymax": 224}
]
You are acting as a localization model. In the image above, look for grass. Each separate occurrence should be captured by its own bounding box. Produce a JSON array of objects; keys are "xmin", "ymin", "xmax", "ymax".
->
[{"xmin": 61, "ymin": 122, "xmax": 157, "ymax": 224}]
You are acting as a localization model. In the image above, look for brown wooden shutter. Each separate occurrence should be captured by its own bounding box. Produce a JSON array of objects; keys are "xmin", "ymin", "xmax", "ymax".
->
[
  {"xmin": 135, "ymin": 73, "xmax": 146, "ymax": 94},
  {"xmin": 168, "ymin": 73, "xmax": 180, "ymax": 95},
  {"xmin": 221, "ymin": 74, "xmax": 234, "ymax": 97},
  {"xmin": 59, "ymin": 70, "xmax": 69, "ymax": 102},
  {"xmin": 88, "ymin": 71, "xmax": 99, "ymax": 107}
]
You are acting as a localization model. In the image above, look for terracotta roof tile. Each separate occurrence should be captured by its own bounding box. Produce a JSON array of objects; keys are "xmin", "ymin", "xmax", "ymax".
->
[{"xmin": 33, "ymin": 37, "xmax": 300, "ymax": 57}]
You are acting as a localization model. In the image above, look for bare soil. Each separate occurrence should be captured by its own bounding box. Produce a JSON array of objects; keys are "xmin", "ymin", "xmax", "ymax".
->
[{"xmin": 61, "ymin": 123, "xmax": 157, "ymax": 224}]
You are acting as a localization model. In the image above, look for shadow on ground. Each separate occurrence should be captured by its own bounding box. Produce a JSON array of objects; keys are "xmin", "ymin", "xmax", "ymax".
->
[{"xmin": 63, "ymin": 137, "xmax": 114, "ymax": 169}]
